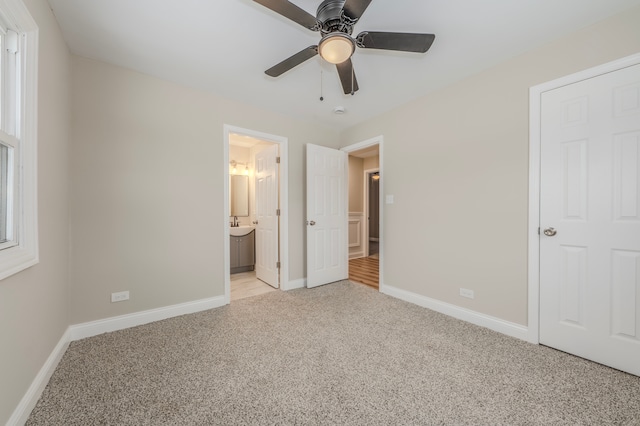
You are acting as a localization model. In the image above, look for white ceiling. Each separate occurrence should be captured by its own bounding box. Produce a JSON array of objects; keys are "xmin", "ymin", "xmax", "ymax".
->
[{"xmin": 48, "ymin": 0, "xmax": 640, "ymax": 131}]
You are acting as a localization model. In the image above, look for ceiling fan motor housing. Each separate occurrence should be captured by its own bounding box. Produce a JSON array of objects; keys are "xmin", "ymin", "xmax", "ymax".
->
[
  {"xmin": 255, "ymin": 0, "xmax": 435, "ymax": 94},
  {"xmin": 317, "ymin": 0, "xmax": 354, "ymax": 36}
]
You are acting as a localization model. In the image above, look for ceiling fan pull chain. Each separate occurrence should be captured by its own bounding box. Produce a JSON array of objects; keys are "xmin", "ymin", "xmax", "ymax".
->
[
  {"xmin": 320, "ymin": 70, "xmax": 324, "ymax": 101},
  {"xmin": 351, "ymin": 65, "xmax": 355, "ymax": 96}
]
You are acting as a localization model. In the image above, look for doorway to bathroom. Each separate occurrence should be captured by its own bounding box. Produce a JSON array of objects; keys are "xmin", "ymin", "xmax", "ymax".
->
[
  {"xmin": 342, "ymin": 137, "xmax": 383, "ymax": 290},
  {"xmin": 223, "ymin": 125, "xmax": 289, "ymax": 303}
]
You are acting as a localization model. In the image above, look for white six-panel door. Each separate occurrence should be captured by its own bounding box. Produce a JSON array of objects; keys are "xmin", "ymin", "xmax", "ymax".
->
[
  {"xmin": 306, "ymin": 144, "xmax": 348, "ymax": 288},
  {"xmin": 255, "ymin": 144, "xmax": 279, "ymax": 288},
  {"xmin": 539, "ymin": 63, "xmax": 640, "ymax": 376}
]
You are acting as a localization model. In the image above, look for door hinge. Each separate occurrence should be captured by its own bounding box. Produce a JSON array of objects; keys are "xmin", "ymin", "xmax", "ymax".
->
[
  {"xmin": 276, "ymin": 157, "xmax": 280, "ymax": 164},
  {"xmin": 538, "ymin": 227, "xmax": 540, "ymax": 235},
  {"xmin": 6, "ymin": 30, "xmax": 18, "ymax": 54},
  {"xmin": 276, "ymin": 209, "xmax": 280, "ymax": 216},
  {"xmin": 276, "ymin": 261, "xmax": 281, "ymax": 269}
]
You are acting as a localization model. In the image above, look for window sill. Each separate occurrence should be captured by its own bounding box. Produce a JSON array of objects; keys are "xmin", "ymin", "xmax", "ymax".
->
[{"xmin": 0, "ymin": 244, "xmax": 38, "ymax": 281}]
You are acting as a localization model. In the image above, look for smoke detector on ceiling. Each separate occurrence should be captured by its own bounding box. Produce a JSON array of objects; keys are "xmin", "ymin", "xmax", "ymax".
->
[{"xmin": 333, "ymin": 106, "xmax": 346, "ymax": 114}]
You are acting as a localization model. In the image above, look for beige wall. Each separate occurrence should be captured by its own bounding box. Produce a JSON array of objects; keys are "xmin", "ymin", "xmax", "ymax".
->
[
  {"xmin": 69, "ymin": 56, "xmax": 339, "ymax": 324},
  {"xmin": 348, "ymin": 153, "xmax": 380, "ymax": 258},
  {"xmin": 348, "ymin": 156, "xmax": 364, "ymax": 212},
  {"xmin": 363, "ymin": 156, "xmax": 379, "ymax": 171},
  {"xmin": 229, "ymin": 145, "xmax": 250, "ymax": 169},
  {"xmin": 4, "ymin": 4, "xmax": 640, "ymax": 422},
  {"xmin": 349, "ymin": 154, "xmax": 380, "ymax": 213},
  {"xmin": 341, "ymin": 7, "xmax": 640, "ymax": 326},
  {"xmin": 0, "ymin": 0, "xmax": 70, "ymax": 423}
]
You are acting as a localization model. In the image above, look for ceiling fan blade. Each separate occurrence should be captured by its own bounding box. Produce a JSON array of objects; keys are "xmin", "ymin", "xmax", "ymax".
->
[
  {"xmin": 253, "ymin": 0, "xmax": 319, "ymax": 30},
  {"xmin": 336, "ymin": 59, "xmax": 359, "ymax": 95},
  {"xmin": 356, "ymin": 32, "xmax": 436, "ymax": 53},
  {"xmin": 342, "ymin": 0, "xmax": 373, "ymax": 21},
  {"xmin": 265, "ymin": 46, "xmax": 318, "ymax": 77}
]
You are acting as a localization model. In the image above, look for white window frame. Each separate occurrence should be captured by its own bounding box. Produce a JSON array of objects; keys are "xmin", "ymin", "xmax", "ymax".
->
[
  {"xmin": 0, "ymin": 0, "xmax": 38, "ymax": 281},
  {"xmin": 0, "ymin": 130, "xmax": 19, "ymax": 249}
]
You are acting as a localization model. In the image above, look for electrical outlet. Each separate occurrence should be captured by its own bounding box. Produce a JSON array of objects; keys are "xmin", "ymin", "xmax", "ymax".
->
[
  {"xmin": 111, "ymin": 291, "xmax": 129, "ymax": 303},
  {"xmin": 459, "ymin": 288, "xmax": 474, "ymax": 299}
]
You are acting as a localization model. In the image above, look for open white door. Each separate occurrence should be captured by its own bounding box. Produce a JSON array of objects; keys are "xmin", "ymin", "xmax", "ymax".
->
[
  {"xmin": 539, "ymin": 63, "xmax": 640, "ymax": 376},
  {"xmin": 255, "ymin": 144, "xmax": 279, "ymax": 288},
  {"xmin": 306, "ymin": 144, "xmax": 348, "ymax": 288}
]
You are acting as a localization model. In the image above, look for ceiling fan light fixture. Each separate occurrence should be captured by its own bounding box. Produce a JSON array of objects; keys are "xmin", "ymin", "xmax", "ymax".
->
[{"xmin": 318, "ymin": 33, "xmax": 355, "ymax": 64}]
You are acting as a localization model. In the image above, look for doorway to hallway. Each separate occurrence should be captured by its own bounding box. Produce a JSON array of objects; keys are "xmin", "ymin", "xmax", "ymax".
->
[
  {"xmin": 343, "ymin": 137, "xmax": 383, "ymax": 290},
  {"xmin": 366, "ymin": 170, "xmax": 380, "ymax": 259}
]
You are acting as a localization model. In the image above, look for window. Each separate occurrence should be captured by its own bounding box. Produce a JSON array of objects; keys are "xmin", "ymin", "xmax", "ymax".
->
[
  {"xmin": 0, "ymin": 0, "xmax": 38, "ymax": 280},
  {"xmin": 0, "ymin": 138, "xmax": 16, "ymax": 247},
  {"xmin": 0, "ymin": 29, "xmax": 19, "ymax": 250}
]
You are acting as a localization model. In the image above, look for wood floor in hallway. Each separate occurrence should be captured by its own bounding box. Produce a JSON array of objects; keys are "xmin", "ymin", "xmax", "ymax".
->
[{"xmin": 349, "ymin": 256, "xmax": 379, "ymax": 289}]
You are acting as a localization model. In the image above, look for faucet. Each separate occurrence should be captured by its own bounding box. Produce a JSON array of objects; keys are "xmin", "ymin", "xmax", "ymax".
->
[{"xmin": 233, "ymin": 216, "xmax": 238, "ymax": 227}]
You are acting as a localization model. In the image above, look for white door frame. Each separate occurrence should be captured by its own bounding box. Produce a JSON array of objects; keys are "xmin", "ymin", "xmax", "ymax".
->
[
  {"xmin": 528, "ymin": 52, "xmax": 640, "ymax": 344},
  {"xmin": 363, "ymin": 167, "xmax": 379, "ymax": 258},
  {"xmin": 342, "ymin": 136, "xmax": 384, "ymax": 291},
  {"xmin": 223, "ymin": 125, "xmax": 289, "ymax": 304}
]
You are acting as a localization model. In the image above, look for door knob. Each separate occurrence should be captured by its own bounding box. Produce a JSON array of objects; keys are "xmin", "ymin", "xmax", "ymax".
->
[
  {"xmin": 308, "ymin": 220, "xmax": 316, "ymax": 226},
  {"xmin": 543, "ymin": 227, "xmax": 557, "ymax": 236}
]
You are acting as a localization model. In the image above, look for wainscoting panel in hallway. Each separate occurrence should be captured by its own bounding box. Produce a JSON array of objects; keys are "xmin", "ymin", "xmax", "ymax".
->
[{"xmin": 349, "ymin": 256, "xmax": 379, "ymax": 289}]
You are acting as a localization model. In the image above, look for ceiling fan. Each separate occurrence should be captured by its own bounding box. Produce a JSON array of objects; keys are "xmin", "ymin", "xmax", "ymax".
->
[{"xmin": 253, "ymin": 0, "xmax": 436, "ymax": 95}]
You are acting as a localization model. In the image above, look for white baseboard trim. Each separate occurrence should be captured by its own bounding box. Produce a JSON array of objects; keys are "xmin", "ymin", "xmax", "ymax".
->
[
  {"xmin": 286, "ymin": 278, "xmax": 306, "ymax": 290},
  {"xmin": 69, "ymin": 296, "xmax": 226, "ymax": 341},
  {"xmin": 8, "ymin": 296, "xmax": 227, "ymax": 425},
  {"xmin": 381, "ymin": 284, "xmax": 529, "ymax": 341},
  {"xmin": 349, "ymin": 251, "xmax": 364, "ymax": 259},
  {"xmin": 7, "ymin": 328, "xmax": 71, "ymax": 426}
]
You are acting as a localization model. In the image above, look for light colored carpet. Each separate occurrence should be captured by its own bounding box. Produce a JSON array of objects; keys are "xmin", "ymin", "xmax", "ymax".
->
[{"xmin": 27, "ymin": 281, "xmax": 640, "ymax": 425}]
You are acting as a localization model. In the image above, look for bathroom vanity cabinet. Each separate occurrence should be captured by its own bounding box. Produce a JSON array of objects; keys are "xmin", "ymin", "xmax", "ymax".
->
[{"xmin": 230, "ymin": 230, "xmax": 255, "ymax": 274}]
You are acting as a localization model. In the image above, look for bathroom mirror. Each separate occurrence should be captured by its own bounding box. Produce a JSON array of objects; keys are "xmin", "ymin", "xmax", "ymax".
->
[{"xmin": 230, "ymin": 175, "xmax": 249, "ymax": 217}]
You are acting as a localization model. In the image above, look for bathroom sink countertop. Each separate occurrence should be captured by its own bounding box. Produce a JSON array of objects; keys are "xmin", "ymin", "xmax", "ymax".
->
[{"xmin": 230, "ymin": 225, "xmax": 255, "ymax": 236}]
